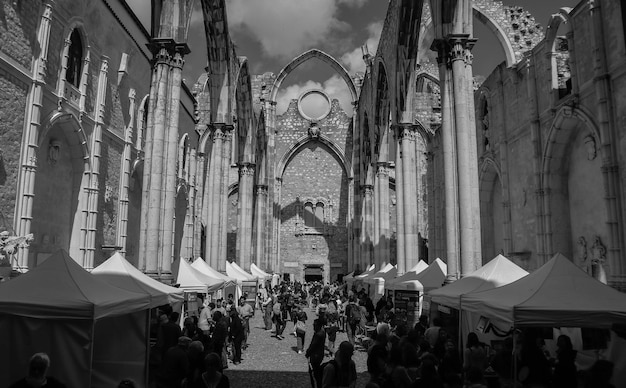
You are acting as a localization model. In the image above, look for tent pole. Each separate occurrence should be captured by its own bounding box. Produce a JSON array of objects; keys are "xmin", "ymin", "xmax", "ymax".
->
[
  {"xmin": 512, "ymin": 323, "xmax": 517, "ymax": 386},
  {"xmin": 145, "ymin": 309, "xmax": 151, "ymax": 387},
  {"xmin": 90, "ymin": 319, "xmax": 96, "ymax": 388}
]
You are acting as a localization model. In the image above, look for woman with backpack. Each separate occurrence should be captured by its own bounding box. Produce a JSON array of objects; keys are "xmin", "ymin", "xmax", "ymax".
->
[{"xmin": 345, "ymin": 295, "xmax": 361, "ymax": 346}]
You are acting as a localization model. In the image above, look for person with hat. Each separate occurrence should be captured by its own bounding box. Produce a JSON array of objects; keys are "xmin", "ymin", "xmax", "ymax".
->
[{"xmin": 321, "ymin": 341, "xmax": 357, "ymax": 388}]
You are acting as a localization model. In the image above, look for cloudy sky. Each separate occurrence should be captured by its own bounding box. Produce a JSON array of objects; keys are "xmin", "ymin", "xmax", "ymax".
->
[{"xmin": 127, "ymin": 0, "xmax": 579, "ymax": 116}]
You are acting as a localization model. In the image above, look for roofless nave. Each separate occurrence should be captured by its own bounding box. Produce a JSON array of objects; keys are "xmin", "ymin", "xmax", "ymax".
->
[{"xmin": 1, "ymin": 0, "xmax": 626, "ymax": 290}]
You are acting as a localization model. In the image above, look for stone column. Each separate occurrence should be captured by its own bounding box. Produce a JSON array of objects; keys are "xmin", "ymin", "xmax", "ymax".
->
[
  {"xmin": 193, "ymin": 151, "xmax": 205, "ymax": 259},
  {"xmin": 590, "ymin": 0, "xmax": 625, "ymax": 287},
  {"xmin": 397, "ymin": 124, "xmax": 419, "ymax": 272},
  {"xmin": 117, "ymin": 88, "xmax": 136, "ymax": 256},
  {"xmin": 237, "ymin": 163, "xmax": 255, "ymax": 271},
  {"xmin": 376, "ymin": 162, "xmax": 390, "ymax": 267},
  {"xmin": 82, "ymin": 56, "xmax": 109, "ymax": 270},
  {"xmin": 140, "ymin": 44, "xmax": 171, "ymax": 275},
  {"xmin": 160, "ymin": 47, "xmax": 186, "ymax": 281},
  {"xmin": 184, "ymin": 148, "xmax": 197, "ymax": 260},
  {"xmin": 394, "ymin": 134, "xmax": 406, "ymax": 275},
  {"xmin": 218, "ymin": 125, "xmax": 234, "ymax": 272},
  {"xmin": 361, "ymin": 184, "xmax": 374, "ymax": 268},
  {"xmin": 448, "ymin": 35, "xmax": 480, "ymax": 275},
  {"xmin": 254, "ymin": 184, "xmax": 268, "ymax": 268},
  {"xmin": 15, "ymin": 1, "xmax": 54, "ymax": 270},
  {"xmin": 433, "ymin": 39, "xmax": 460, "ymax": 281},
  {"xmin": 206, "ymin": 125, "xmax": 224, "ymax": 268}
]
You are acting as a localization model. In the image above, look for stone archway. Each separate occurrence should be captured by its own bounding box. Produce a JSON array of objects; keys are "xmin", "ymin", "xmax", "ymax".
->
[
  {"xmin": 31, "ymin": 112, "xmax": 90, "ymax": 268},
  {"xmin": 541, "ymin": 106, "xmax": 608, "ymax": 275}
]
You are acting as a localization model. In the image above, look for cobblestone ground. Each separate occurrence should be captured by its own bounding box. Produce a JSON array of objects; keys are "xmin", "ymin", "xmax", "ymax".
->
[{"xmin": 224, "ymin": 306, "xmax": 370, "ymax": 387}]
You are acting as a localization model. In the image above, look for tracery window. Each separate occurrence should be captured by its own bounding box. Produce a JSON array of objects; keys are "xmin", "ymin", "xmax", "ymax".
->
[
  {"xmin": 295, "ymin": 197, "xmax": 332, "ymax": 235},
  {"xmin": 66, "ymin": 29, "xmax": 83, "ymax": 88}
]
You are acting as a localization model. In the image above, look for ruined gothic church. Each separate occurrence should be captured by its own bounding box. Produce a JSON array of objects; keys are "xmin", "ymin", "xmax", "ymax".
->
[{"xmin": 1, "ymin": 0, "xmax": 626, "ymax": 290}]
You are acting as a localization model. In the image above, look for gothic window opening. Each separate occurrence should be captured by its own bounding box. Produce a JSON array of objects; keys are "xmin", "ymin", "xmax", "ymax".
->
[
  {"xmin": 304, "ymin": 202, "xmax": 315, "ymax": 227},
  {"xmin": 66, "ymin": 29, "xmax": 83, "ymax": 88},
  {"xmin": 555, "ymin": 37, "xmax": 572, "ymax": 99},
  {"xmin": 314, "ymin": 202, "xmax": 324, "ymax": 229},
  {"xmin": 481, "ymin": 99, "xmax": 490, "ymax": 152}
]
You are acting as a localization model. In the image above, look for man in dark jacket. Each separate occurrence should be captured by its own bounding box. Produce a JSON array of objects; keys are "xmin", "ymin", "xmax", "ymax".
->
[
  {"xmin": 306, "ymin": 318, "xmax": 327, "ymax": 388},
  {"xmin": 156, "ymin": 336, "xmax": 191, "ymax": 388},
  {"xmin": 229, "ymin": 308, "xmax": 245, "ymax": 364}
]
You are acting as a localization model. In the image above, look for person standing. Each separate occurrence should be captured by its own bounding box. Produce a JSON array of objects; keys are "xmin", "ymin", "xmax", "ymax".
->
[
  {"xmin": 263, "ymin": 290, "xmax": 274, "ymax": 330},
  {"xmin": 322, "ymin": 341, "xmax": 357, "ymax": 388},
  {"xmin": 228, "ymin": 308, "xmax": 244, "ymax": 365},
  {"xmin": 273, "ymin": 293, "xmax": 286, "ymax": 339},
  {"xmin": 156, "ymin": 336, "xmax": 191, "ymax": 388},
  {"xmin": 295, "ymin": 307, "xmax": 308, "ymax": 354},
  {"xmin": 237, "ymin": 297, "xmax": 254, "ymax": 350},
  {"xmin": 345, "ymin": 295, "xmax": 361, "ymax": 346},
  {"xmin": 306, "ymin": 318, "xmax": 327, "ymax": 388}
]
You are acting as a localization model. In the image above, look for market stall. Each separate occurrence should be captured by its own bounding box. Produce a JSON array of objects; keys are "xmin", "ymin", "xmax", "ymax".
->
[
  {"xmin": 461, "ymin": 253, "xmax": 626, "ymax": 384},
  {"xmin": 0, "ymin": 250, "xmax": 151, "ymax": 388},
  {"xmin": 191, "ymin": 258, "xmax": 240, "ymax": 301},
  {"xmin": 93, "ymin": 252, "xmax": 184, "ymax": 308},
  {"xmin": 426, "ymin": 254, "xmax": 528, "ymax": 350},
  {"xmin": 226, "ymin": 261, "xmax": 258, "ymax": 307},
  {"xmin": 363, "ymin": 263, "xmax": 397, "ymax": 302},
  {"xmin": 351, "ymin": 264, "xmax": 377, "ymax": 292},
  {"xmin": 346, "ymin": 263, "xmax": 374, "ymax": 291},
  {"xmin": 386, "ymin": 259, "xmax": 447, "ymax": 327}
]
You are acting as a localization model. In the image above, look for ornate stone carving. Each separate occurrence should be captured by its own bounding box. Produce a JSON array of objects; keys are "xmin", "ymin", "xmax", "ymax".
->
[
  {"xmin": 591, "ymin": 235, "xmax": 607, "ymax": 284},
  {"xmin": 238, "ymin": 163, "xmax": 255, "ymax": 177},
  {"xmin": 584, "ymin": 135, "xmax": 597, "ymax": 161},
  {"xmin": 361, "ymin": 184, "xmax": 374, "ymax": 196},
  {"xmin": 47, "ymin": 140, "xmax": 61, "ymax": 166},
  {"xmin": 0, "ymin": 231, "xmax": 33, "ymax": 266},
  {"xmin": 255, "ymin": 185, "xmax": 268, "ymax": 196},
  {"xmin": 308, "ymin": 122, "xmax": 321, "ymax": 139},
  {"xmin": 376, "ymin": 162, "xmax": 389, "ymax": 177},
  {"xmin": 577, "ymin": 236, "xmax": 589, "ymax": 273}
]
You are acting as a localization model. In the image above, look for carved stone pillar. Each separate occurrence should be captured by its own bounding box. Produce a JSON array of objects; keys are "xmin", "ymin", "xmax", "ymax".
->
[
  {"xmin": 218, "ymin": 125, "xmax": 233, "ymax": 272},
  {"xmin": 140, "ymin": 44, "xmax": 172, "ymax": 275},
  {"xmin": 206, "ymin": 125, "xmax": 224, "ymax": 269},
  {"xmin": 448, "ymin": 34, "xmax": 481, "ymax": 275},
  {"xmin": 117, "ymin": 89, "xmax": 136, "ymax": 256},
  {"xmin": 193, "ymin": 152, "xmax": 205, "ymax": 259},
  {"xmin": 376, "ymin": 162, "xmax": 390, "ymax": 268},
  {"xmin": 237, "ymin": 162, "xmax": 255, "ymax": 271},
  {"xmin": 395, "ymin": 124, "xmax": 419, "ymax": 273},
  {"xmin": 160, "ymin": 47, "xmax": 187, "ymax": 281},
  {"xmin": 254, "ymin": 184, "xmax": 268, "ymax": 268},
  {"xmin": 360, "ymin": 184, "xmax": 374, "ymax": 269},
  {"xmin": 15, "ymin": 1, "xmax": 54, "ymax": 270}
]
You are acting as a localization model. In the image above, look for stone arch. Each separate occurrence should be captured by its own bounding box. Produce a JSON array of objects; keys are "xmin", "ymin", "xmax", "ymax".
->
[
  {"xmin": 540, "ymin": 105, "xmax": 605, "ymax": 264},
  {"xmin": 269, "ymin": 49, "xmax": 358, "ymax": 103},
  {"xmin": 476, "ymin": 86, "xmax": 492, "ymax": 154},
  {"xmin": 375, "ymin": 61, "xmax": 390, "ymax": 161},
  {"xmin": 471, "ymin": 2, "xmax": 543, "ymax": 65},
  {"xmin": 479, "ymin": 156, "xmax": 505, "ymax": 262},
  {"xmin": 178, "ymin": 133, "xmax": 189, "ymax": 178},
  {"xmin": 234, "ymin": 58, "xmax": 255, "ymax": 164},
  {"xmin": 544, "ymin": 8, "xmax": 574, "ymax": 98},
  {"xmin": 136, "ymin": 94, "xmax": 149, "ymax": 151},
  {"xmin": 276, "ymin": 134, "xmax": 353, "ymax": 182},
  {"xmin": 472, "ymin": 6, "xmax": 516, "ymax": 67},
  {"xmin": 30, "ymin": 111, "xmax": 90, "ymax": 266},
  {"xmin": 58, "ymin": 19, "xmax": 91, "ymax": 104}
]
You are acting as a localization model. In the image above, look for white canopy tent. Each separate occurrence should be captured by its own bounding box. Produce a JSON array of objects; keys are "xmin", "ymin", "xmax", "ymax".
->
[
  {"xmin": 461, "ymin": 253, "xmax": 626, "ymax": 328},
  {"xmin": 460, "ymin": 253, "xmax": 626, "ymax": 384},
  {"xmin": 226, "ymin": 261, "xmax": 257, "ymax": 282},
  {"xmin": 386, "ymin": 259, "xmax": 445, "ymax": 292},
  {"xmin": 350, "ymin": 264, "xmax": 377, "ymax": 291},
  {"xmin": 0, "ymin": 250, "xmax": 151, "ymax": 388},
  {"xmin": 363, "ymin": 263, "xmax": 397, "ymax": 302},
  {"xmin": 250, "ymin": 263, "xmax": 272, "ymax": 280},
  {"xmin": 428, "ymin": 254, "xmax": 528, "ymax": 309},
  {"xmin": 172, "ymin": 258, "xmax": 224, "ymax": 294},
  {"xmin": 385, "ymin": 260, "xmax": 429, "ymax": 289},
  {"xmin": 92, "ymin": 252, "xmax": 184, "ymax": 308},
  {"xmin": 191, "ymin": 258, "xmax": 241, "ymax": 301}
]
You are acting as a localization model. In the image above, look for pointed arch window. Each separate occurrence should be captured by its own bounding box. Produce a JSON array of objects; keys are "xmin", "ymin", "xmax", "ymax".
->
[
  {"xmin": 296, "ymin": 197, "xmax": 332, "ymax": 235},
  {"xmin": 66, "ymin": 29, "xmax": 83, "ymax": 88}
]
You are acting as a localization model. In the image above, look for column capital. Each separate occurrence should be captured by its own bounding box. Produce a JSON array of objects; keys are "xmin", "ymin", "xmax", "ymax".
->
[
  {"xmin": 238, "ymin": 162, "xmax": 256, "ymax": 177},
  {"xmin": 376, "ymin": 162, "xmax": 390, "ymax": 177},
  {"xmin": 255, "ymin": 184, "xmax": 268, "ymax": 195},
  {"xmin": 360, "ymin": 184, "xmax": 374, "ymax": 195},
  {"xmin": 446, "ymin": 34, "xmax": 477, "ymax": 65},
  {"xmin": 146, "ymin": 38, "xmax": 191, "ymax": 56},
  {"xmin": 392, "ymin": 123, "xmax": 418, "ymax": 142}
]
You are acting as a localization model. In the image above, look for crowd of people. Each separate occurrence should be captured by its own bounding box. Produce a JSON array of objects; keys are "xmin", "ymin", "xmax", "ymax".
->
[{"xmin": 8, "ymin": 279, "xmax": 620, "ymax": 388}]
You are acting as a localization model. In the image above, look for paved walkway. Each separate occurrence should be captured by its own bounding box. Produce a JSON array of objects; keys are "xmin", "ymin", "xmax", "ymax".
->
[{"xmin": 225, "ymin": 306, "xmax": 370, "ymax": 387}]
